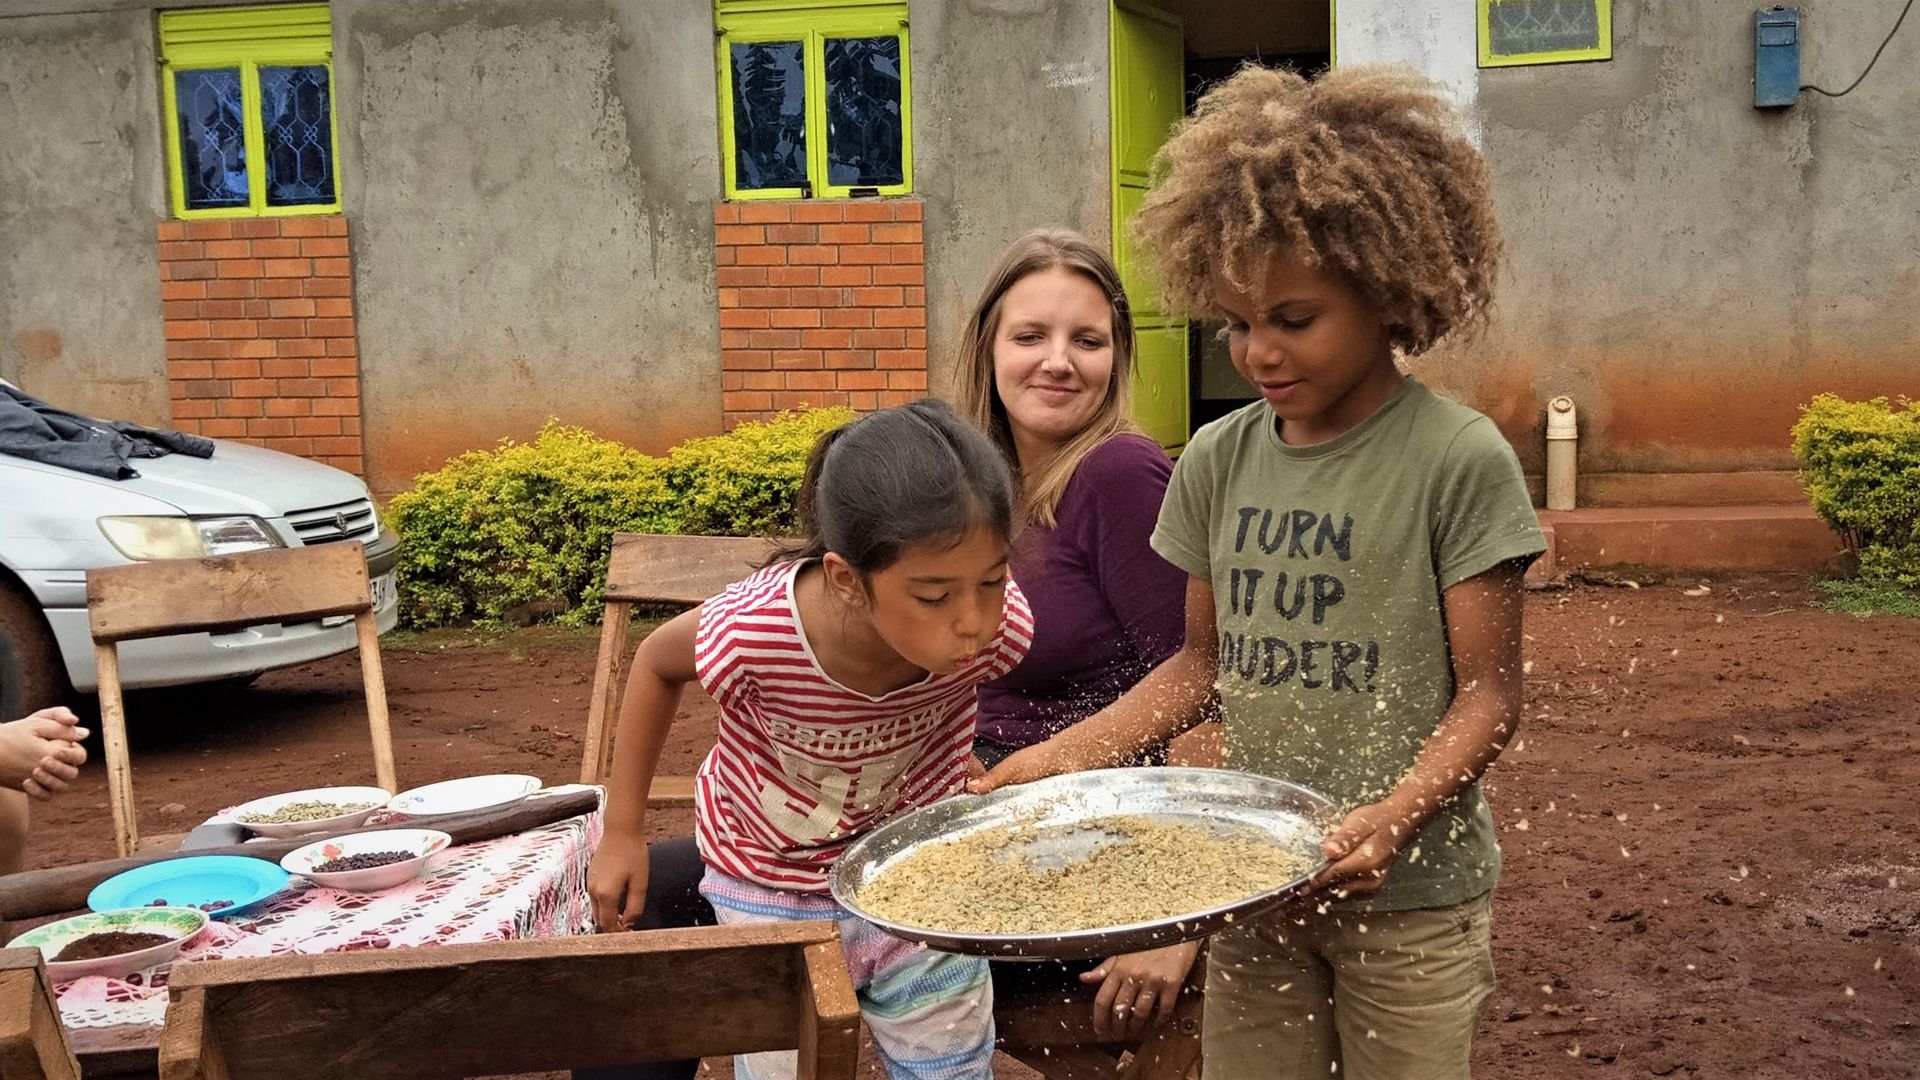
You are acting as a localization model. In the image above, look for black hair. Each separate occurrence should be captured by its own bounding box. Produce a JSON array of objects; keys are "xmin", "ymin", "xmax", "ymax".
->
[{"xmin": 772, "ymin": 399, "xmax": 1015, "ymax": 576}]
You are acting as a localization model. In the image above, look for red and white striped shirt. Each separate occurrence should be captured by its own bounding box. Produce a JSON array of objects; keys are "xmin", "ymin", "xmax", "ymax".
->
[{"xmin": 692, "ymin": 560, "xmax": 1033, "ymax": 892}]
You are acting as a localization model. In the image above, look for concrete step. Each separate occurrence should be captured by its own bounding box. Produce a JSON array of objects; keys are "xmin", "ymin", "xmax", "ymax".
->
[{"xmin": 1537, "ymin": 505, "xmax": 1840, "ymax": 574}]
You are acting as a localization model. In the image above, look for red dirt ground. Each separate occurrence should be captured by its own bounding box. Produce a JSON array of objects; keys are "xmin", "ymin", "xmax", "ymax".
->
[{"xmin": 18, "ymin": 575, "xmax": 1918, "ymax": 1078}]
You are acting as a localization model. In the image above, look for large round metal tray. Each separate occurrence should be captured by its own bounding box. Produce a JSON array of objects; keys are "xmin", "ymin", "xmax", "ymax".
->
[{"xmin": 830, "ymin": 767, "xmax": 1339, "ymax": 960}]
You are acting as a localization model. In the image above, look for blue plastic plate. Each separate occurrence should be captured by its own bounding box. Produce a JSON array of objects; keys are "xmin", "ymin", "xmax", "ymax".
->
[{"xmin": 88, "ymin": 855, "xmax": 291, "ymax": 919}]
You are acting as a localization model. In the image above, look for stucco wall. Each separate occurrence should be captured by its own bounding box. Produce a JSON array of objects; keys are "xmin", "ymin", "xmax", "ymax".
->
[
  {"xmin": 1371, "ymin": 0, "xmax": 1918, "ymax": 505},
  {"xmin": 12, "ymin": 0, "xmax": 1912, "ymax": 507},
  {"xmin": 332, "ymin": 0, "xmax": 723, "ymax": 494},
  {"xmin": 911, "ymin": 0, "xmax": 1112, "ymax": 398},
  {"xmin": 0, "ymin": 11, "xmax": 170, "ymax": 424}
]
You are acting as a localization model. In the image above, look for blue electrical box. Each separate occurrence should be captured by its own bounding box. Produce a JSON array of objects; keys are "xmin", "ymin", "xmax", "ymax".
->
[{"xmin": 1755, "ymin": 7, "xmax": 1802, "ymax": 107}]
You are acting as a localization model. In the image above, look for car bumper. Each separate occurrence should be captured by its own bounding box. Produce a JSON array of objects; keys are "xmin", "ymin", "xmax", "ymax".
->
[{"xmin": 43, "ymin": 530, "xmax": 403, "ymax": 694}]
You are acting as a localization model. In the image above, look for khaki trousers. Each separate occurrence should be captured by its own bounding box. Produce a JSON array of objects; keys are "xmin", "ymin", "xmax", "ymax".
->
[{"xmin": 1203, "ymin": 892, "xmax": 1496, "ymax": 1079}]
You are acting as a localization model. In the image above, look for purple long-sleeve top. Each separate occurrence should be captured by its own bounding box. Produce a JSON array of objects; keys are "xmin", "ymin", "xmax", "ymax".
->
[{"xmin": 976, "ymin": 434, "xmax": 1188, "ymax": 749}]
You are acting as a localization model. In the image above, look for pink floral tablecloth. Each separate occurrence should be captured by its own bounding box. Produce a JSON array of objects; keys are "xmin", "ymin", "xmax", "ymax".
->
[{"xmin": 54, "ymin": 787, "xmax": 603, "ymax": 1034}]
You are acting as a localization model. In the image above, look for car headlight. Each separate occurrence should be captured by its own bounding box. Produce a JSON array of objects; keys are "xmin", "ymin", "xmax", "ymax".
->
[{"xmin": 97, "ymin": 516, "xmax": 286, "ymax": 560}]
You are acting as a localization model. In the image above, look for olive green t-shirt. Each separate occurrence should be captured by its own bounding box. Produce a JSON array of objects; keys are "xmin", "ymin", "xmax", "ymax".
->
[{"xmin": 1152, "ymin": 379, "xmax": 1545, "ymax": 912}]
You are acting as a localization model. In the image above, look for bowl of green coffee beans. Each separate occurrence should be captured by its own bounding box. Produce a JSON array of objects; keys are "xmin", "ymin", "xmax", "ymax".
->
[{"xmin": 228, "ymin": 786, "xmax": 393, "ymax": 839}]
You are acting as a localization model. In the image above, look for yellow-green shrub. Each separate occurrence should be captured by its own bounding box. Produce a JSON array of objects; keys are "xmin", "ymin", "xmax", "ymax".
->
[
  {"xmin": 662, "ymin": 407, "xmax": 855, "ymax": 536},
  {"xmin": 387, "ymin": 423, "xmax": 676, "ymax": 627},
  {"xmin": 387, "ymin": 407, "xmax": 852, "ymax": 627},
  {"xmin": 1792, "ymin": 394, "xmax": 1920, "ymax": 589}
]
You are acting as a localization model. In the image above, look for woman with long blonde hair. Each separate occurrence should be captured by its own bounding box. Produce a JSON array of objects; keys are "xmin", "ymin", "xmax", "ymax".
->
[{"xmin": 953, "ymin": 227, "xmax": 1197, "ymax": 1037}]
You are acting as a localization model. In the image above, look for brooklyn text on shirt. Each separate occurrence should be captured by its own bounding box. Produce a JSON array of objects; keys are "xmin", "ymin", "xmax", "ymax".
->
[
  {"xmin": 752, "ymin": 707, "xmax": 960, "ymax": 842},
  {"xmin": 759, "ymin": 701, "xmax": 956, "ymax": 756}
]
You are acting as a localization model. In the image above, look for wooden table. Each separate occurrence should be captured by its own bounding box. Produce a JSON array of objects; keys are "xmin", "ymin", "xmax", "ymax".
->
[{"xmin": 53, "ymin": 798, "xmax": 601, "ymax": 1076}]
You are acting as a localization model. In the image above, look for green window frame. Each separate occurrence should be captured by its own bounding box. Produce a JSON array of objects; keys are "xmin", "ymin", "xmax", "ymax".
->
[
  {"xmin": 159, "ymin": 4, "xmax": 340, "ymax": 220},
  {"xmin": 1478, "ymin": 0, "xmax": 1612, "ymax": 68},
  {"xmin": 716, "ymin": 0, "xmax": 913, "ymax": 201}
]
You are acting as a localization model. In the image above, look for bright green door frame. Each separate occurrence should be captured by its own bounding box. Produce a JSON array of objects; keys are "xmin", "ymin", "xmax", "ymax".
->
[{"xmin": 1110, "ymin": 0, "xmax": 1188, "ymax": 452}]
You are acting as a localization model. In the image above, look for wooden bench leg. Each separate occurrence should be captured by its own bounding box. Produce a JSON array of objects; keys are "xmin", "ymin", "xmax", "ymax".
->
[
  {"xmin": 581, "ymin": 600, "xmax": 633, "ymax": 785},
  {"xmin": 355, "ymin": 610, "xmax": 398, "ymax": 794},
  {"xmin": 798, "ymin": 939, "xmax": 861, "ymax": 1080},
  {"xmin": 0, "ymin": 958, "xmax": 81, "ymax": 1080},
  {"xmin": 157, "ymin": 987, "xmax": 228, "ymax": 1080}
]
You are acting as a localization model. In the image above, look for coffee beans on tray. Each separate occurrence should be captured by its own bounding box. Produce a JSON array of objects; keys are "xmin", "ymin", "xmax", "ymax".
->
[{"xmin": 857, "ymin": 815, "xmax": 1314, "ymax": 935}]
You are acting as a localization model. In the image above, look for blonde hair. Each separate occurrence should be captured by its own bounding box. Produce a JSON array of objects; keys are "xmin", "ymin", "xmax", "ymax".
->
[
  {"xmin": 951, "ymin": 228, "xmax": 1139, "ymax": 528},
  {"xmin": 1131, "ymin": 64, "xmax": 1503, "ymax": 356}
]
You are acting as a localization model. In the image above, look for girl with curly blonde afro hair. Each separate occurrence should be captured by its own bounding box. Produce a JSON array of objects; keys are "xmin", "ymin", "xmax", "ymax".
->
[
  {"xmin": 1133, "ymin": 64, "xmax": 1502, "ymax": 357},
  {"xmin": 976, "ymin": 65, "xmax": 1545, "ymax": 1080}
]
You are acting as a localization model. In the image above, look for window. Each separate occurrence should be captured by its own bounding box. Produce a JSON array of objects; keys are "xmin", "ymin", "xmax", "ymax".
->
[
  {"xmin": 159, "ymin": 4, "xmax": 339, "ymax": 218},
  {"xmin": 1478, "ymin": 0, "xmax": 1611, "ymax": 67},
  {"xmin": 717, "ymin": 1, "xmax": 912, "ymax": 200}
]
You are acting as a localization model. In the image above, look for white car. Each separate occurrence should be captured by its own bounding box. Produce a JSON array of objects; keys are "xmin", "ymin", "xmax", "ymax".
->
[{"xmin": 0, "ymin": 383, "xmax": 399, "ymax": 716}]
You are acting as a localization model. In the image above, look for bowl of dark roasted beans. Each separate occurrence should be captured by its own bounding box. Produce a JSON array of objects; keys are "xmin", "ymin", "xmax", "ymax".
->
[{"xmin": 279, "ymin": 829, "xmax": 454, "ymax": 893}]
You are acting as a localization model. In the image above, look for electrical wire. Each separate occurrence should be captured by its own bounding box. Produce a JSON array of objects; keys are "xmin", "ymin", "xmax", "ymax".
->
[{"xmin": 1800, "ymin": 0, "xmax": 1917, "ymax": 98}]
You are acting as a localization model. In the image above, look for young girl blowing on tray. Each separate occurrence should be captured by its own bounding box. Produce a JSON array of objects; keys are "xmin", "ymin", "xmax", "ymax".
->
[
  {"xmin": 975, "ymin": 65, "xmax": 1545, "ymax": 1080},
  {"xmin": 588, "ymin": 400, "xmax": 1032, "ymax": 1080}
]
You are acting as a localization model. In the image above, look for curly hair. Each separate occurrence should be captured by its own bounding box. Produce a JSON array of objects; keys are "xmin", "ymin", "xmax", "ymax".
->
[{"xmin": 1130, "ymin": 64, "xmax": 1503, "ymax": 356}]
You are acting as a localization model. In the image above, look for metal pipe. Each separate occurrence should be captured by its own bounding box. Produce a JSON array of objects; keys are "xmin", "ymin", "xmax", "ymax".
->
[{"xmin": 1545, "ymin": 396, "xmax": 1577, "ymax": 511}]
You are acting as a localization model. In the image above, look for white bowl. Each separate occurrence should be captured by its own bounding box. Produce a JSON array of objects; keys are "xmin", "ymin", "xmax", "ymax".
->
[
  {"xmin": 279, "ymin": 829, "xmax": 453, "ymax": 893},
  {"xmin": 229, "ymin": 785, "xmax": 392, "ymax": 839},
  {"xmin": 386, "ymin": 774, "xmax": 540, "ymax": 818},
  {"xmin": 7, "ymin": 906, "xmax": 208, "ymax": 981}
]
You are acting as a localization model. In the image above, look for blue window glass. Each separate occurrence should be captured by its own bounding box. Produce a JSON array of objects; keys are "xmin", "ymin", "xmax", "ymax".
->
[
  {"xmin": 731, "ymin": 41, "xmax": 808, "ymax": 190},
  {"xmin": 825, "ymin": 37, "xmax": 904, "ymax": 188},
  {"xmin": 175, "ymin": 68, "xmax": 248, "ymax": 210},
  {"xmin": 260, "ymin": 65, "xmax": 335, "ymax": 206}
]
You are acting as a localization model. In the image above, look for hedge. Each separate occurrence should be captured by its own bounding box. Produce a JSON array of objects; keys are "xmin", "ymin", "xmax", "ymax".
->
[
  {"xmin": 387, "ymin": 408, "xmax": 853, "ymax": 627},
  {"xmin": 1791, "ymin": 394, "xmax": 1920, "ymax": 589}
]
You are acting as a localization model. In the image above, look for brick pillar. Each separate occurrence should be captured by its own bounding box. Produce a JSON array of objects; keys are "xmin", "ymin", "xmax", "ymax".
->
[
  {"xmin": 715, "ymin": 200, "xmax": 927, "ymax": 426},
  {"xmin": 156, "ymin": 217, "xmax": 365, "ymax": 475}
]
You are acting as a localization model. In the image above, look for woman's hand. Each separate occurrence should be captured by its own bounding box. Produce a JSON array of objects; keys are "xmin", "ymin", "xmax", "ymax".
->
[
  {"xmin": 1082, "ymin": 939, "xmax": 1203, "ymax": 1038},
  {"xmin": 588, "ymin": 828, "xmax": 651, "ymax": 932},
  {"xmin": 1307, "ymin": 801, "xmax": 1413, "ymax": 901}
]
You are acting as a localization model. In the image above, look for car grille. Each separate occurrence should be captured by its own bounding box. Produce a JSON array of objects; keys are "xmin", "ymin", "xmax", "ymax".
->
[{"xmin": 286, "ymin": 497, "xmax": 378, "ymax": 546}]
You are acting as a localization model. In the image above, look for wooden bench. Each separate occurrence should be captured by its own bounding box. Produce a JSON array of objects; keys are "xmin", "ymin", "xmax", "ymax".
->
[
  {"xmin": 579, "ymin": 532, "xmax": 778, "ymax": 795},
  {"xmin": 0, "ymin": 947, "xmax": 80, "ymax": 1080},
  {"xmin": 87, "ymin": 545, "xmax": 398, "ymax": 856},
  {"xmin": 156, "ymin": 923, "xmax": 858, "ymax": 1080}
]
